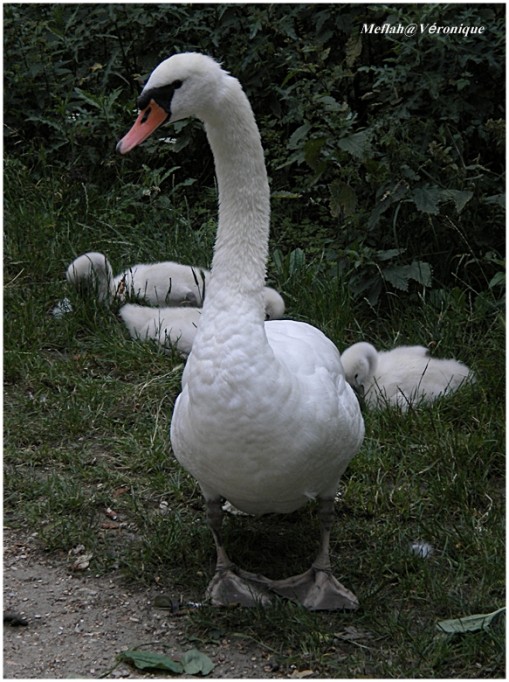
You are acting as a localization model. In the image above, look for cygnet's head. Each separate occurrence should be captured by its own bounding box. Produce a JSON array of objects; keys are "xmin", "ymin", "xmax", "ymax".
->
[
  {"xmin": 340, "ymin": 342, "xmax": 379, "ymax": 391},
  {"xmin": 66, "ymin": 252, "xmax": 112, "ymax": 302},
  {"xmin": 263, "ymin": 288, "xmax": 285, "ymax": 320}
]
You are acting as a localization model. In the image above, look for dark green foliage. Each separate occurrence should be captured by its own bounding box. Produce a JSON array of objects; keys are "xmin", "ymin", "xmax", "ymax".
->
[{"xmin": 4, "ymin": 3, "xmax": 504, "ymax": 302}]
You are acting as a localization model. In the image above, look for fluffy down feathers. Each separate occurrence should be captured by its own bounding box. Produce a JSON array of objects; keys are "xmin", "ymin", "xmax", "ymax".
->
[{"xmin": 341, "ymin": 342, "xmax": 474, "ymax": 410}]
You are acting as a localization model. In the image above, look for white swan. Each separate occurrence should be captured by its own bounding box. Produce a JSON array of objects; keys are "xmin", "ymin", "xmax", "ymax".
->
[
  {"xmin": 117, "ymin": 53, "xmax": 364, "ymax": 610},
  {"xmin": 119, "ymin": 303, "xmax": 200, "ymax": 357},
  {"xmin": 66, "ymin": 251, "xmax": 285, "ymax": 318},
  {"xmin": 341, "ymin": 342, "xmax": 474, "ymax": 410}
]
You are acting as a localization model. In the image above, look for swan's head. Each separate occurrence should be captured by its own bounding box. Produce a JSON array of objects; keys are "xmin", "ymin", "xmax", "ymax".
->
[
  {"xmin": 340, "ymin": 342, "xmax": 378, "ymax": 392},
  {"xmin": 263, "ymin": 288, "xmax": 285, "ymax": 320},
  {"xmin": 117, "ymin": 53, "xmax": 228, "ymax": 154}
]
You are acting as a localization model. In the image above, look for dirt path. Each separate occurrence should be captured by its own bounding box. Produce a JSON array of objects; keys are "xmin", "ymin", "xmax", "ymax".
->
[{"xmin": 3, "ymin": 529, "xmax": 288, "ymax": 679}]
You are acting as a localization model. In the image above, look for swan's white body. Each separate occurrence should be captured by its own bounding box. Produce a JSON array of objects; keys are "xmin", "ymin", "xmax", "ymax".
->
[
  {"xmin": 119, "ymin": 304, "xmax": 200, "ymax": 357},
  {"xmin": 341, "ymin": 342, "xmax": 474, "ymax": 410},
  {"xmin": 117, "ymin": 52, "xmax": 364, "ymax": 610},
  {"xmin": 179, "ymin": 317, "xmax": 362, "ymax": 515},
  {"xmin": 66, "ymin": 251, "xmax": 285, "ymax": 318}
]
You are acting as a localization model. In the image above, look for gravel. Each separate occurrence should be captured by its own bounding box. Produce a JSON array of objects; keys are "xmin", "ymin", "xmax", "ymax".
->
[{"xmin": 3, "ymin": 529, "xmax": 290, "ymax": 679}]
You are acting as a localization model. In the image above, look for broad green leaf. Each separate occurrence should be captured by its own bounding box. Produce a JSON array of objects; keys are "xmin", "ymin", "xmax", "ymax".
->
[
  {"xmin": 412, "ymin": 186, "xmax": 442, "ymax": 214},
  {"xmin": 345, "ymin": 34, "xmax": 363, "ymax": 68},
  {"xmin": 484, "ymin": 193, "xmax": 505, "ymax": 208},
  {"xmin": 489, "ymin": 271, "xmax": 505, "ymax": 289},
  {"xmin": 337, "ymin": 130, "xmax": 372, "ymax": 160},
  {"xmin": 455, "ymin": 77, "xmax": 471, "ymax": 91},
  {"xmin": 328, "ymin": 180, "xmax": 357, "ymax": 218},
  {"xmin": 74, "ymin": 88, "xmax": 101, "ymax": 109},
  {"xmin": 382, "ymin": 265, "xmax": 411, "ymax": 291},
  {"xmin": 437, "ymin": 607, "xmax": 505, "ymax": 634},
  {"xmin": 288, "ymin": 123, "xmax": 312, "ymax": 150},
  {"xmin": 304, "ymin": 137, "xmax": 326, "ymax": 172},
  {"xmin": 279, "ymin": 14, "xmax": 298, "ymax": 40},
  {"xmin": 316, "ymin": 95, "xmax": 342, "ymax": 113},
  {"xmin": 119, "ymin": 650, "xmax": 183, "ymax": 674},
  {"xmin": 376, "ymin": 248, "xmax": 406, "ymax": 262},
  {"xmin": 181, "ymin": 649, "xmax": 215, "ymax": 676},
  {"xmin": 367, "ymin": 202, "xmax": 389, "ymax": 230},
  {"xmin": 383, "ymin": 261, "xmax": 432, "ymax": 291},
  {"xmin": 406, "ymin": 260, "xmax": 433, "ymax": 287},
  {"xmin": 440, "ymin": 189, "xmax": 473, "ymax": 213},
  {"xmin": 289, "ymin": 248, "xmax": 306, "ymax": 275}
]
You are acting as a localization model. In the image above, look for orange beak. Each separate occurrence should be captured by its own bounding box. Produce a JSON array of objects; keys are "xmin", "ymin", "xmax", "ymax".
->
[{"xmin": 116, "ymin": 100, "xmax": 169, "ymax": 154}]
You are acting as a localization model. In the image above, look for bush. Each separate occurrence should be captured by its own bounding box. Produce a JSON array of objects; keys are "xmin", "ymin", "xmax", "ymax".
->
[{"xmin": 4, "ymin": 3, "xmax": 505, "ymax": 302}]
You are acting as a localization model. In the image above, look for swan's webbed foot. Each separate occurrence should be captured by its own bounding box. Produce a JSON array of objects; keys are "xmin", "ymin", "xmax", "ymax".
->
[
  {"xmin": 204, "ymin": 497, "xmax": 273, "ymax": 607},
  {"xmin": 206, "ymin": 566, "xmax": 273, "ymax": 607},
  {"xmin": 270, "ymin": 567, "xmax": 359, "ymax": 611},
  {"xmin": 269, "ymin": 497, "xmax": 358, "ymax": 611}
]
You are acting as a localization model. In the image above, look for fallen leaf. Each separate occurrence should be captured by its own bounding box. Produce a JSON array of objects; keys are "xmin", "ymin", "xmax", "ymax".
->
[
  {"xmin": 181, "ymin": 649, "xmax": 215, "ymax": 676},
  {"xmin": 118, "ymin": 648, "xmax": 215, "ymax": 676},
  {"xmin": 119, "ymin": 650, "xmax": 183, "ymax": 674},
  {"xmin": 290, "ymin": 670, "xmax": 314, "ymax": 678},
  {"xmin": 70, "ymin": 553, "xmax": 93, "ymax": 571},
  {"xmin": 437, "ymin": 607, "xmax": 505, "ymax": 634}
]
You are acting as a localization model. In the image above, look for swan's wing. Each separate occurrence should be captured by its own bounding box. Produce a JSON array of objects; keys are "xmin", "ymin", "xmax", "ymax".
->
[
  {"xmin": 265, "ymin": 320, "xmax": 345, "ymax": 378},
  {"xmin": 265, "ymin": 319, "xmax": 363, "ymax": 444}
]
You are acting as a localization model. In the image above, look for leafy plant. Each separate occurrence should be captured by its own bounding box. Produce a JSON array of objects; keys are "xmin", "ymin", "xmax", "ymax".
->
[{"xmin": 4, "ymin": 4, "xmax": 504, "ymax": 302}]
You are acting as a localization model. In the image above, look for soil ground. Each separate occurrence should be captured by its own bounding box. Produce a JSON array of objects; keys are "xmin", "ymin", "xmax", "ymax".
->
[{"xmin": 3, "ymin": 529, "xmax": 293, "ymax": 679}]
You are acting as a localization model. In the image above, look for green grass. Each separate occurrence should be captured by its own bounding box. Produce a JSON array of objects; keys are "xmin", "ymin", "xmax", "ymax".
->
[{"xmin": 4, "ymin": 158, "xmax": 505, "ymax": 677}]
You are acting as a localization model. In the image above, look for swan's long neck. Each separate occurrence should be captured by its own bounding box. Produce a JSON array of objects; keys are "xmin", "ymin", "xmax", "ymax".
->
[{"xmin": 202, "ymin": 78, "xmax": 270, "ymax": 320}]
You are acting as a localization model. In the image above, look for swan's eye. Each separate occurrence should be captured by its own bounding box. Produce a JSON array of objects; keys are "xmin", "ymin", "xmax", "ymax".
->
[
  {"xmin": 141, "ymin": 107, "xmax": 152, "ymax": 124},
  {"xmin": 138, "ymin": 80, "xmax": 184, "ymax": 114}
]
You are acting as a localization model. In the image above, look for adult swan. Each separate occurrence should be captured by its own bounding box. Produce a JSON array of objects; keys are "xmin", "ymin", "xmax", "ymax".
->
[{"xmin": 117, "ymin": 53, "xmax": 364, "ymax": 610}]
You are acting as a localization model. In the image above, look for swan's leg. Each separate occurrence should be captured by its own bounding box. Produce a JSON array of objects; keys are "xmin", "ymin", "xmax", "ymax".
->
[
  {"xmin": 270, "ymin": 498, "xmax": 359, "ymax": 611},
  {"xmin": 204, "ymin": 498, "xmax": 273, "ymax": 607}
]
